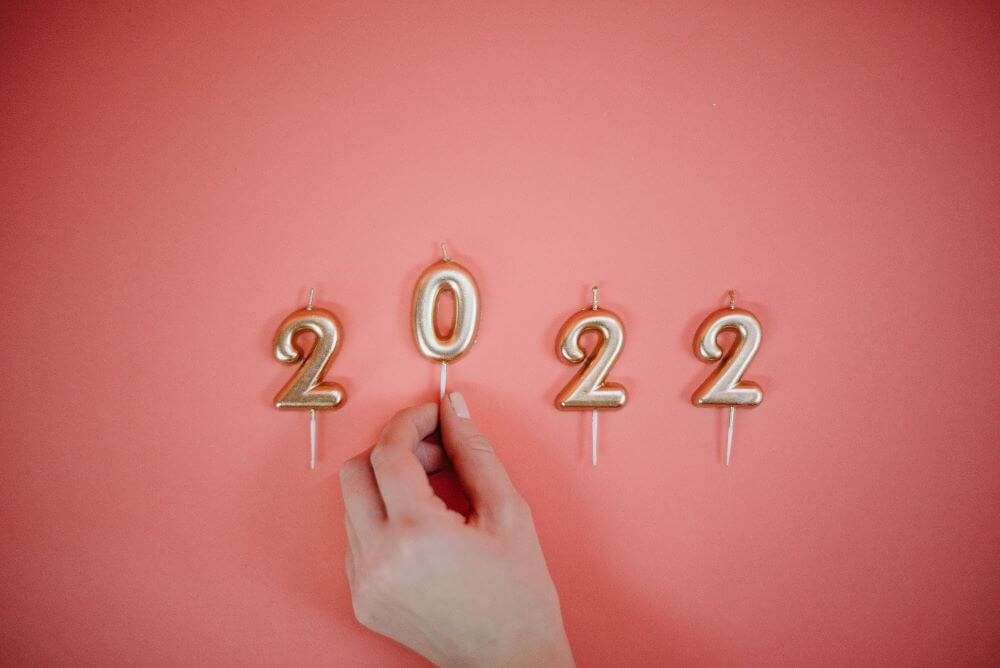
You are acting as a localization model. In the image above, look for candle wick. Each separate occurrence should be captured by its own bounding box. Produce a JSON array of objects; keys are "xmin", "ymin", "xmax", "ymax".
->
[
  {"xmin": 728, "ymin": 289, "xmax": 736, "ymax": 310},
  {"xmin": 592, "ymin": 285, "xmax": 599, "ymax": 310},
  {"xmin": 307, "ymin": 287, "xmax": 315, "ymax": 310},
  {"xmin": 440, "ymin": 243, "xmax": 451, "ymax": 262}
]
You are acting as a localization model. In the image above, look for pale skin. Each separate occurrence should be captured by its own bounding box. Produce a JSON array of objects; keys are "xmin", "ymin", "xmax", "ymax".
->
[{"xmin": 339, "ymin": 392, "xmax": 575, "ymax": 667}]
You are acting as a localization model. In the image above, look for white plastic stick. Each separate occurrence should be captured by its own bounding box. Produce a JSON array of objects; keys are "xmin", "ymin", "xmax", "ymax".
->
[
  {"xmin": 439, "ymin": 362, "xmax": 447, "ymax": 399},
  {"xmin": 592, "ymin": 409, "xmax": 598, "ymax": 466},
  {"xmin": 309, "ymin": 408, "xmax": 317, "ymax": 471},
  {"xmin": 725, "ymin": 406, "xmax": 735, "ymax": 466},
  {"xmin": 307, "ymin": 288, "xmax": 317, "ymax": 471}
]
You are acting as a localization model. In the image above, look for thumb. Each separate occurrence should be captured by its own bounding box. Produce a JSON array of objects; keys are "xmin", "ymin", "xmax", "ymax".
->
[{"xmin": 439, "ymin": 391, "xmax": 524, "ymax": 525}]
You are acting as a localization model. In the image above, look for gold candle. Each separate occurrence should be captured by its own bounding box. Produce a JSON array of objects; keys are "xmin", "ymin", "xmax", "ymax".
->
[
  {"xmin": 411, "ymin": 244, "xmax": 481, "ymax": 396},
  {"xmin": 272, "ymin": 289, "xmax": 346, "ymax": 469},
  {"xmin": 691, "ymin": 291, "xmax": 763, "ymax": 465},
  {"xmin": 555, "ymin": 287, "xmax": 627, "ymax": 465}
]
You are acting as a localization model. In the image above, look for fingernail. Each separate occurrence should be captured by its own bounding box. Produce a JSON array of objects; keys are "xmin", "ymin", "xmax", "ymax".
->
[{"xmin": 449, "ymin": 391, "xmax": 470, "ymax": 419}]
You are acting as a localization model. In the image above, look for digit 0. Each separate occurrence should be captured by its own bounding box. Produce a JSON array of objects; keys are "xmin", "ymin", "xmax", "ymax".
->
[{"xmin": 412, "ymin": 260, "xmax": 480, "ymax": 362}]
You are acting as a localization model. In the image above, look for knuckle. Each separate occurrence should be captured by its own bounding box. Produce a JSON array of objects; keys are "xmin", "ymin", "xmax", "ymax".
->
[
  {"xmin": 348, "ymin": 517, "xmax": 434, "ymax": 629},
  {"xmin": 428, "ymin": 494, "xmax": 447, "ymax": 512},
  {"xmin": 351, "ymin": 558, "xmax": 390, "ymax": 629},
  {"xmin": 389, "ymin": 519, "xmax": 426, "ymax": 558},
  {"xmin": 495, "ymin": 493, "xmax": 532, "ymax": 527},
  {"xmin": 464, "ymin": 433, "xmax": 495, "ymax": 455},
  {"xmin": 384, "ymin": 406, "xmax": 417, "ymax": 435},
  {"xmin": 368, "ymin": 444, "xmax": 388, "ymax": 469},
  {"xmin": 351, "ymin": 590, "xmax": 377, "ymax": 628},
  {"xmin": 340, "ymin": 450, "xmax": 372, "ymax": 481},
  {"xmin": 338, "ymin": 456, "xmax": 359, "ymax": 481},
  {"xmin": 505, "ymin": 492, "xmax": 532, "ymax": 524},
  {"xmin": 512, "ymin": 493, "xmax": 532, "ymax": 519},
  {"xmin": 390, "ymin": 406, "xmax": 412, "ymax": 424}
]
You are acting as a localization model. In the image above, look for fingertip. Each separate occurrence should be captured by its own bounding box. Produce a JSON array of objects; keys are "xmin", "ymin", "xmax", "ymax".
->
[{"xmin": 446, "ymin": 391, "xmax": 470, "ymax": 419}]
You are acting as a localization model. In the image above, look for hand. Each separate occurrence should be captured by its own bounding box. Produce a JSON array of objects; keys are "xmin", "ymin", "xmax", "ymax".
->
[{"xmin": 339, "ymin": 392, "xmax": 574, "ymax": 667}]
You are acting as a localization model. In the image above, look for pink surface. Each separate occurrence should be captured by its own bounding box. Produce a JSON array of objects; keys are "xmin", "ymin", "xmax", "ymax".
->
[{"xmin": 2, "ymin": 3, "xmax": 999, "ymax": 665}]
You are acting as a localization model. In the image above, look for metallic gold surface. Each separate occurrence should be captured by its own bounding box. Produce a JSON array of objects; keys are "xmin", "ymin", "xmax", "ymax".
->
[
  {"xmin": 412, "ymin": 259, "xmax": 480, "ymax": 362},
  {"xmin": 691, "ymin": 307, "xmax": 763, "ymax": 407},
  {"xmin": 555, "ymin": 308, "xmax": 628, "ymax": 409},
  {"xmin": 273, "ymin": 307, "xmax": 346, "ymax": 410}
]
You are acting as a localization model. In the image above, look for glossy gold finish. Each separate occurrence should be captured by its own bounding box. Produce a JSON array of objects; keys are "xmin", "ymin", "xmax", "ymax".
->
[
  {"xmin": 555, "ymin": 308, "xmax": 628, "ymax": 410},
  {"xmin": 691, "ymin": 307, "xmax": 763, "ymax": 407},
  {"xmin": 273, "ymin": 307, "xmax": 346, "ymax": 410},
  {"xmin": 412, "ymin": 259, "xmax": 480, "ymax": 362}
]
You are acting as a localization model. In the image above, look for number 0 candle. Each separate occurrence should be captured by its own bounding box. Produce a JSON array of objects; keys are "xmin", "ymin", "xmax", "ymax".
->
[{"xmin": 412, "ymin": 244, "xmax": 481, "ymax": 397}]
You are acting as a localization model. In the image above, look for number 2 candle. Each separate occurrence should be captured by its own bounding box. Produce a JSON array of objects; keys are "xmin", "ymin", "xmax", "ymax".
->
[
  {"xmin": 272, "ymin": 288, "xmax": 347, "ymax": 470},
  {"xmin": 691, "ymin": 290, "xmax": 763, "ymax": 465},
  {"xmin": 555, "ymin": 286, "xmax": 628, "ymax": 465}
]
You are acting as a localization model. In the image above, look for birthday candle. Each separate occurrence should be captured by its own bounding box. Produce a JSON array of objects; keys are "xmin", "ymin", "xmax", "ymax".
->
[
  {"xmin": 272, "ymin": 288, "xmax": 346, "ymax": 469},
  {"xmin": 691, "ymin": 290, "xmax": 763, "ymax": 465},
  {"xmin": 412, "ymin": 244, "xmax": 481, "ymax": 397},
  {"xmin": 554, "ymin": 286, "xmax": 628, "ymax": 465}
]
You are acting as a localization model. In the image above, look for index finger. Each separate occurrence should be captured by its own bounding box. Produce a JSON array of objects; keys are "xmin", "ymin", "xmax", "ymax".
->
[{"xmin": 369, "ymin": 402, "xmax": 440, "ymax": 520}]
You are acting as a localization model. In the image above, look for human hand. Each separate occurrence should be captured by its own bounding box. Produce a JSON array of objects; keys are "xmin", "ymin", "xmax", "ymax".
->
[{"xmin": 339, "ymin": 392, "xmax": 574, "ymax": 667}]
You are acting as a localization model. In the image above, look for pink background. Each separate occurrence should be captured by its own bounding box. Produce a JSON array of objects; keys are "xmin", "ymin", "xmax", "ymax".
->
[{"xmin": 2, "ymin": 2, "xmax": 999, "ymax": 665}]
